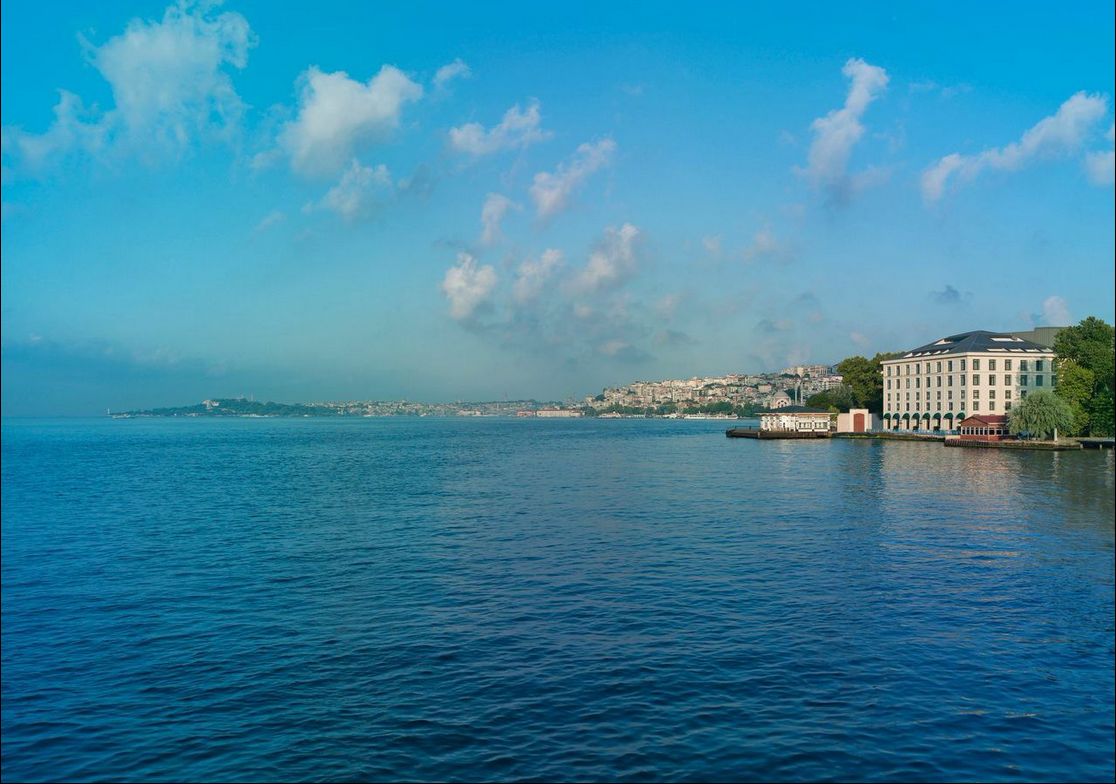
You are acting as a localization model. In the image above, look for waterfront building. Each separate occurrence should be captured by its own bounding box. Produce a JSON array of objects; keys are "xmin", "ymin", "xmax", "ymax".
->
[
  {"xmin": 836, "ymin": 408, "xmax": 878, "ymax": 433},
  {"xmin": 536, "ymin": 408, "xmax": 584, "ymax": 418},
  {"xmin": 759, "ymin": 406, "xmax": 832, "ymax": 433},
  {"xmin": 880, "ymin": 330, "xmax": 1056, "ymax": 432},
  {"xmin": 957, "ymin": 414, "xmax": 1010, "ymax": 441}
]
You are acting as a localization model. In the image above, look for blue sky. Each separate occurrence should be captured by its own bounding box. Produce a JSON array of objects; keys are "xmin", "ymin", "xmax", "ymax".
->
[{"xmin": 2, "ymin": 1, "xmax": 1114, "ymax": 415}]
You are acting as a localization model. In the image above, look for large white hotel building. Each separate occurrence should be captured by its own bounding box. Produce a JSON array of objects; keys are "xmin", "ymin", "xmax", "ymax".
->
[{"xmin": 880, "ymin": 330, "xmax": 1056, "ymax": 431}]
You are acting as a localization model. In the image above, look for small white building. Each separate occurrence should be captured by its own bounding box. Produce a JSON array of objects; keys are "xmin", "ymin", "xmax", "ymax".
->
[
  {"xmin": 836, "ymin": 408, "xmax": 879, "ymax": 433},
  {"xmin": 759, "ymin": 407, "xmax": 832, "ymax": 433},
  {"xmin": 536, "ymin": 408, "xmax": 584, "ymax": 418}
]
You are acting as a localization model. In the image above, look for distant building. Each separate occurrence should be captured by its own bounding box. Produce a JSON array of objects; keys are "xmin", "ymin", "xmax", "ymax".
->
[
  {"xmin": 769, "ymin": 390, "xmax": 793, "ymax": 409},
  {"xmin": 881, "ymin": 330, "xmax": 1056, "ymax": 432},
  {"xmin": 760, "ymin": 406, "xmax": 832, "ymax": 433},
  {"xmin": 536, "ymin": 408, "xmax": 583, "ymax": 418}
]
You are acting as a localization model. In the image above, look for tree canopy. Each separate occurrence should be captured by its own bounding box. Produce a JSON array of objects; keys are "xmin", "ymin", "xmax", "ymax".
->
[
  {"xmin": 1053, "ymin": 316, "xmax": 1114, "ymax": 436},
  {"xmin": 835, "ymin": 352, "xmax": 902, "ymax": 412},
  {"xmin": 1008, "ymin": 391, "xmax": 1075, "ymax": 441}
]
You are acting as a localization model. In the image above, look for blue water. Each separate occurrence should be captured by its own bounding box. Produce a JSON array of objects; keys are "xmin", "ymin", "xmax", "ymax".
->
[{"xmin": 2, "ymin": 418, "xmax": 1113, "ymax": 782}]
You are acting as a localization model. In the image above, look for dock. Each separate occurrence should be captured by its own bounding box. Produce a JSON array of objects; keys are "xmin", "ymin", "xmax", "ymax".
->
[{"xmin": 725, "ymin": 427, "xmax": 829, "ymax": 439}]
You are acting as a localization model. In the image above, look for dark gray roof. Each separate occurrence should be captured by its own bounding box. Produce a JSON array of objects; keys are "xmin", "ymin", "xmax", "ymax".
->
[
  {"xmin": 894, "ymin": 330, "xmax": 1053, "ymax": 359},
  {"xmin": 759, "ymin": 406, "xmax": 829, "ymax": 414}
]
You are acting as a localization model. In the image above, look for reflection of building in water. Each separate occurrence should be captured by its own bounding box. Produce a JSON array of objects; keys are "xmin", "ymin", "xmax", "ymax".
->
[{"xmin": 881, "ymin": 330, "xmax": 1058, "ymax": 432}]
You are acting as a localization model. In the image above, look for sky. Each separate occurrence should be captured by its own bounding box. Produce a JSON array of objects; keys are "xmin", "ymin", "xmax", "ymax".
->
[{"xmin": 2, "ymin": 1, "xmax": 1114, "ymax": 415}]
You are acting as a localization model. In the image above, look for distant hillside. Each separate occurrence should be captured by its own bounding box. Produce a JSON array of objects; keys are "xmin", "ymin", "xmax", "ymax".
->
[{"xmin": 119, "ymin": 398, "xmax": 334, "ymax": 417}]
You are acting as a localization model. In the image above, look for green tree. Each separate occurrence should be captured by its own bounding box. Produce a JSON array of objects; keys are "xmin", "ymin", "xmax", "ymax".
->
[
  {"xmin": 806, "ymin": 383, "xmax": 857, "ymax": 411},
  {"xmin": 835, "ymin": 352, "xmax": 902, "ymax": 412},
  {"xmin": 1053, "ymin": 316, "xmax": 1114, "ymax": 436},
  {"xmin": 1008, "ymin": 390, "xmax": 1075, "ymax": 441},
  {"xmin": 1053, "ymin": 358, "xmax": 1094, "ymax": 436}
]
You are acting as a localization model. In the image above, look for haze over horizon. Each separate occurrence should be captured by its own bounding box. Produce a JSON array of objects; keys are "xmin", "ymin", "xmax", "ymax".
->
[{"xmin": 2, "ymin": 1, "xmax": 1114, "ymax": 416}]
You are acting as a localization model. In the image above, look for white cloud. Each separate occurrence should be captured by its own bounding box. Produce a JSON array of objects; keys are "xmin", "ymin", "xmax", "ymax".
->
[
  {"xmin": 2, "ymin": 92, "xmax": 106, "ymax": 168},
  {"xmin": 1042, "ymin": 295, "xmax": 1070, "ymax": 326},
  {"xmin": 448, "ymin": 100, "xmax": 550, "ymax": 156},
  {"xmin": 90, "ymin": 2, "xmax": 255, "ymax": 149},
  {"xmin": 512, "ymin": 249, "xmax": 564, "ymax": 305},
  {"xmin": 921, "ymin": 92, "xmax": 1109, "ymax": 201},
  {"xmin": 480, "ymin": 193, "xmax": 519, "ymax": 245},
  {"xmin": 530, "ymin": 138, "xmax": 616, "ymax": 219},
  {"xmin": 3, "ymin": 2, "xmax": 255, "ymax": 167},
  {"xmin": 279, "ymin": 65, "xmax": 423, "ymax": 175},
  {"xmin": 309, "ymin": 159, "xmax": 393, "ymax": 221},
  {"xmin": 570, "ymin": 222, "xmax": 639, "ymax": 294},
  {"xmin": 742, "ymin": 228, "xmax": 780, "ymax": 262},
  {"xmin": 433, "ymin": 58, "xmax": 471, "ymax": 89},
  {"xmin": 800, "ymin": 58, "xmax": 889, "ymax": 200},
  {"xmin": 702, "ymin": 235, "xmax": 722, "ymax": 258},
  {"xmin": 253, "ymin": 209, "xmax": 285, "ymax": 233},
  {"xmin": 1085, "ymin": 149, "xmax": 1115, "ymax": 185},
  {"xmin": 1085, "ymin": 123, "xmax": 1115, "ymax": 186},
  {"xmin": 442, "ymin": 252, "xmax": 497, "ymax": 321}
]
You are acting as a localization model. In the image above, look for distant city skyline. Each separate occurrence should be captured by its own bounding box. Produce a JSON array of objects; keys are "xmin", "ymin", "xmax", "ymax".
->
[{"xmin": 2, "ymin": 1, "xmax": 1114, "ymax": 415}]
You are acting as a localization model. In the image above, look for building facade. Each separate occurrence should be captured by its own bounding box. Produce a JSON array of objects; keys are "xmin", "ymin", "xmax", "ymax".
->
[
  {"xmin": 880, "ymin": 330, "xmax": 1056, "ymax": 431},
  {"xmin": 760, "ymin": 407, "xmax": 832, "ymax": 432}
]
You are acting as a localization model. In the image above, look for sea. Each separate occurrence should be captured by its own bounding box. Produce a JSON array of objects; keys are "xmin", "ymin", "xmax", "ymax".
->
[{"xmin": 2, "ymin": 417, "xmax": 1114, "ymax": 782}]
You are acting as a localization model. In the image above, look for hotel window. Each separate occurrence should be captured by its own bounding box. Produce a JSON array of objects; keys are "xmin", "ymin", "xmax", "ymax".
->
[
  {"xmin": 1020, "ymin": 389, "xmax": 1027, "ymax": 397},
  {"xmin": 960, "ymin": 374, "xmax": 966, "ymax": 386},
  {"xmin": 989, "ymin": 401, "xmax": 996, "ymax": 411},
  {"xmin": 887, "ymin": 379, "xmax": 891, "ymax": 390},
  {"xmin": 961, "ymin": 359, "xmax": 967, "ymax": 371},
  {"xmin": 972, "ymin": 389, "xmax": 980, "ymax": 399},
  {"xmin": 1005, "ymin": 401, "xmax": 1012, "ymax": 411},
  {"xmin": 989, "ymin": 389, "xmax": 996, "ymax": 399},
  {"xmin": 936, "ymin": 390, "xmax": 942, "ymax": 400},
  {"xmin": 915, "ymin": 378, "xmax": 920, "ymax": 388},
  {"xmin": 948, "ymin": 375, "xmax": 953, "ymax": 386},
  {"xmin": 1020, "ymin": 360, "xmax": 1029, "ymax": 371},
  {"xmin": 925, "ymin": 363, "xmax": 931, "ymax": 373},
  {"xmin": 936, "ymin": 361, "xmax": 942, "ymax": 372},
  {"xmin": 989, "ymin": 359, "xmax": 997, "ymax": 371},
  {"xmin": 1036, "ymin": 360, "xmax": 1045, "ymax": 371},
  {"xmin": 972, "ymin": 374, "xmax": 980, "ymax": 385},
  {"xmin": 1020, "ymin": 375, "xmax": 1028, "ymax": 386},
  {"xmin": 906, "ymin": 379, "xmax": 910, "ymax": 389},
  {"xmin": 937, "ymin": 376, "xmax": 942, "ymax": 387},
  {"xmin": 961, "ymin": 390, "xmax": 966, "ymax": 399},
  {"xmin": 906, "ymin": 403, "xmax": 910, "ymax": 411},
  {"xmin": 948, "ymin": 390, "xmax": 953, "ymax": 400},
  {"xmin": 1005, "ymin": 359, "xmax": 1012, "ymax": 371},
  {"xmin": 972, "ymin": 359, "xmax": 980, "ymax": 370},
  {"xmin": 1036, "ymin": 375, "xmax": 1044, "ymax": 386},
  {"xmin": 906, "ymin": 392, "xmax": 910, "ymax": 401},
  {"xmin": 905, "ymin": 365, "xmax": 910, "ymax": 375},
  {"xmin": 948, "ymin": 360, "xmax": 954, "ymax": 372},
  {"xmin": 973, "ymin": 401, "xmax": 980, "ymax": 411},
  {"xmin": 989, "ymin": 375, "xmax": 996, "ymax": 386},
  {"xmin": 1005, "ymin": 390, "xmax": 1012, "ymax": 400}
]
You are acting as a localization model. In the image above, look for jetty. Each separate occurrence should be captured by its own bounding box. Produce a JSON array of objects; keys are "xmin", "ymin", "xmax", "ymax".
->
[{"xmin": 726, "ymin": 427, "xmax": 829, "ymax": 439}]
